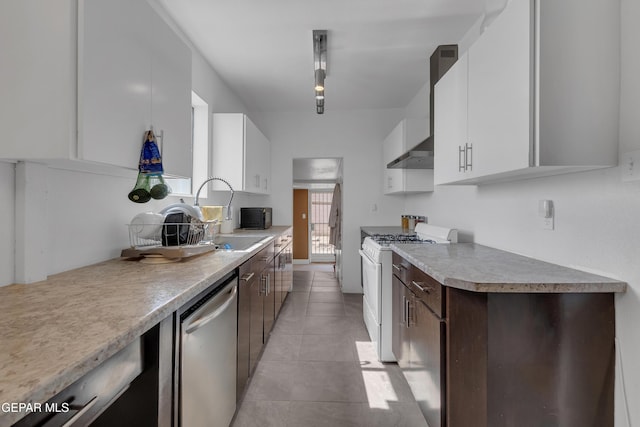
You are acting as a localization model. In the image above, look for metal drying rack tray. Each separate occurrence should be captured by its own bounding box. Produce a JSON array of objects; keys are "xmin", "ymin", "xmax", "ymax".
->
[
  {"xmin": 122, "ymin": 222, "xmax": 216, "ymax": 262},
  {"xmin": 121, "ymin": 243, "xmax": 217, "ymax": 263}
]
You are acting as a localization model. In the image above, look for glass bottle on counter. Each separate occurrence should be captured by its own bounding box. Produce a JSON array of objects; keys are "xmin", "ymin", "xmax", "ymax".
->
[{"xmin": 401, "ymin": 215, "xmax": 410, "ymax": 232}]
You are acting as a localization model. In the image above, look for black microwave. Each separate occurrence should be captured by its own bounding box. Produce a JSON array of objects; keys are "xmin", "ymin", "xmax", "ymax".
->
[{"xmin": 240, "ymin": 207, "xmax": 272, "ymax": 229}]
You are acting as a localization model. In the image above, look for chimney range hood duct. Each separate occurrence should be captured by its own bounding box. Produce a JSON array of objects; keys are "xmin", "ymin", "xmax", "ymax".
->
[{"xmin": 387, "ymin": 45, "xmax": 458, "ymax": 169}]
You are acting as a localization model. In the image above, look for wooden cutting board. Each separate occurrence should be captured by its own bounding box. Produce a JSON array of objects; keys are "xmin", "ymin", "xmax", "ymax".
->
[{"xmin": 121, "ymin": 244, "xmax": 217, "ymax": 262}]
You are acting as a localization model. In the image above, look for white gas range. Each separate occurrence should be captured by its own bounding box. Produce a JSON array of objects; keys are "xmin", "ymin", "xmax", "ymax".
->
[{"xmin": 358, "ymin": 223, "xmax": 458, "ymax": 362}]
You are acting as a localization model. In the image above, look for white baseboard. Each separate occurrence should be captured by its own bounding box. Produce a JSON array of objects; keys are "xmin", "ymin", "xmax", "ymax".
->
[{"xmin": 293, "ymin": 259, "xmax": 310, "ymax": 264}]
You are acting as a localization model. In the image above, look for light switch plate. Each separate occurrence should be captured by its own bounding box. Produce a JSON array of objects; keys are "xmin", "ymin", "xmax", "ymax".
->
[
  {"xmin": 622, "ymin": 150, "xmax": 640, "ymax": 182},
  {"xmin": 538, "ymin": 200, "xmax": 554, "ymax": 230}
]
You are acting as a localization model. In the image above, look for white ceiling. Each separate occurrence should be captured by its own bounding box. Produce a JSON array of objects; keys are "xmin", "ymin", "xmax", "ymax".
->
[{"xmin": 158, "ymin": 0, "xmax": 488, "ymax": 113}]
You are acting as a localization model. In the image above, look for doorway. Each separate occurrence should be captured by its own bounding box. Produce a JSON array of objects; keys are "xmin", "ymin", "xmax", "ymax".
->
[
  {"xmin": 291, "ymin": 158, "xmax": 343, "ymax": 274},
  {"xmin": 309, "ymin": 189, "xmax": 334, "ymax": 262}
]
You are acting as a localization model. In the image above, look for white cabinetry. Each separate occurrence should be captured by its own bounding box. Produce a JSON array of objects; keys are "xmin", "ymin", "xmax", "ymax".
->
[
  {"xmin": 79, "ymin": 0, "xmax": 192, "ymax": 178},
  {"xmin": 0, "ymin": 0, "xmax": 76, "ymax": 161},
  {"xmin": 434, "ymin": 0, "xmax": 619, "ymax": 185},
  {"xmin": 434, "ymin": 53, "xmax": 470, "ymax": 184},
  {"xmin": 383, "ymin": 121, "xmax": 405, "ymax": 194},
  {"xmin": 212, "ymin": 114, "xmax": 271, "ymax": 195},
  {"xmin": 383, "ymin": 119, "xmax": 433, "ymax": 194},
  {"xmin": 0, "ymin": 0, "xmax": 192, "ymax": 178}
]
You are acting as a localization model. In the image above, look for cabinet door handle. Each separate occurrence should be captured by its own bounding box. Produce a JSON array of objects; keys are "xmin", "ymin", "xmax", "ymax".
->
[
  {"xmin": 260, "ymin": 275, "xmax": 266, "ymax": 295},
  {"xmin": 392, "ymin": 263, "xmax": 401, "ymax": 271},
  {"xmin": 405, "ymin": 298, "xmax": 412, "ymax": 328},
  {"xmin": 241, "ymin": 272, "xmax": 255, "ymax": 282},
  {"xmin": 465, "ymin": 142, "xmax": 473, "ymax": 171},
  {"xmin": 401, "ymin": 295, "xmax": 406, "ymax": 325},
  {"xmin": 458, "ymin": 145, "xmax": 466, "ymax": 172},
  {"xmin": 411, "ymin": 281, "xmax": 430, "ymax": 293}
]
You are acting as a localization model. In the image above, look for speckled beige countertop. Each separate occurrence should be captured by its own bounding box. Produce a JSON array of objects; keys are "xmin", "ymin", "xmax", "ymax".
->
[
  {"xmin": 390, "ymin": 243, "xmax": 626, "ymax": 293},
  {"xmin": 0, "ymin": 226, "xmax": 291, "ymax": 425}
]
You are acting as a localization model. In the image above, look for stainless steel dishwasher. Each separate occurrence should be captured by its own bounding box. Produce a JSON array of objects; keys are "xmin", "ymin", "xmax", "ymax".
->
[{"xmin": 179, "ymin": 273, "xmax": 238, "ymax": 427}]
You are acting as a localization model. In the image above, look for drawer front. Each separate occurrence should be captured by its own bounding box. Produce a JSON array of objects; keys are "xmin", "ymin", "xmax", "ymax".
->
[
  {"xmin": 391, "ymin": 252, "xmax": 412, "ymax": 284},
  {"xmin": 408, "ymin": 265, "xmax": 443, "ymax": 318},
  {"xmin": 14, "ymin": 337, "xmax": 143, "ymax": 427},
  {"xmin": 392, "ymin": 252, "xmax": 443, "ymax": 317},
  {"xmin": 253, "ymin": 242, "xmax": 274, "ymax": 272},
  {"xmin": 274, "ymin": 233, "xmax": 292, "ymax": 254}
]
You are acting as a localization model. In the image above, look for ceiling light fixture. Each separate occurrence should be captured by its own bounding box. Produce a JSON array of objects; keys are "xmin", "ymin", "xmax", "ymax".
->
[{"xmin": 313, "ymin": 30, "xmax": 327, "ymax": 114}]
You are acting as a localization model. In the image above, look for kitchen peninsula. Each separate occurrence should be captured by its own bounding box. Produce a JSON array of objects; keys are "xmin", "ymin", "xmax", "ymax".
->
[{"xmin": 391, "ymin": 243, "xmax": 626, "ymax": 427}]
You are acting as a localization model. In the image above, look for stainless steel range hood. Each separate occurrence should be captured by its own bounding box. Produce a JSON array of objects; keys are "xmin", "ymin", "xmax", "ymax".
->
[
  {"xmin": 387, "ymin": 137, "xmax": 434, "ymax": 169},
  {"xmin": 387, "ymin": 45, "xmax": 458, "ymax": 170}
]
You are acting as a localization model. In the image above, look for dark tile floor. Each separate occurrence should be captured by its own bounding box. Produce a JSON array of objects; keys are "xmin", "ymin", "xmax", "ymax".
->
[{"xmin": 231, "ymin": 264, "xmax": 429, "ymax": 427}]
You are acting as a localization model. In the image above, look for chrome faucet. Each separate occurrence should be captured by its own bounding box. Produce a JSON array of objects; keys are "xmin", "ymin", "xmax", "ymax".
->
[{"xmin": 194, "ymin": 177, "xmax": 235, "ymax": 221}]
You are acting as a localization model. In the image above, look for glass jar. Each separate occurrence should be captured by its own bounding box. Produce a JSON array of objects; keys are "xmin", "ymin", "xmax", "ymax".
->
[{"xmin": 401, "ymin": 215, "xmax": 409, "ymax": 231}]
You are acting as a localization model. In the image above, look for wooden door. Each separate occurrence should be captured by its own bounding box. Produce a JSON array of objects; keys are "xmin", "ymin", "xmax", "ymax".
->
[{"xmin": 292, "ymin": 189, "xmax": 309, "ymax": 260}]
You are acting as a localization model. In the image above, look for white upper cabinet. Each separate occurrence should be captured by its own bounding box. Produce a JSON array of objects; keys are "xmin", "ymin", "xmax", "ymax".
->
[
  {"xmin": 434, "ymin": 0, "xmax": 619, "ymax": 185},
  {"xmin": 383, "ymin": 120, "xmax": 405, "ymax": 194},
  {"xmin": 0, "ymin": 0, "xmax": 77, "ymax": 161},
  {"xmin": 0, "ymin": 0, "xmax": 192, "ymax": 178},
  {"xmin": 79, "ymin": 0, "xmax": 192, "ymax": 178},
  {"xmin": 434, "ymin": 53, "xmax": 470, "ymax": 185},
  {"xmin": 383, "ymin": 119, "xmax": 434, "ymax": 194},
  {"xmin": 148, "ymin": 8, "xmax": 193, "ymax": 178},
  {"xmin": 212, "ymin": 113, "xmax": 271, "ymax": 195}
]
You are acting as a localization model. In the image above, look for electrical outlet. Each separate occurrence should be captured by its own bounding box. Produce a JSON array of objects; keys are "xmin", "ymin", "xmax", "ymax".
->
[{"xmin": 622, "ymin": 150, "xmax": 640, "ymax": 182}]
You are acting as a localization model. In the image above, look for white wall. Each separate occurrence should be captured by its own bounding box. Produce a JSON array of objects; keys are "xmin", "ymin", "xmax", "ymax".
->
[
  {"xmin": 0, "ymin": 162, "xmax": 15, "ymax": 286},
  {"xmin": 253, "ymin": 109, "xmax": 405, "ymax": 293},
  {"xmin": 402, "ymin": 0, "xmax": 640, "ymax": 424}
]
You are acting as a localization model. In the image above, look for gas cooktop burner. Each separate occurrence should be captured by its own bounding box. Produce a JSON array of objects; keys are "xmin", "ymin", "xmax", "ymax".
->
[{"xmin": 369, "ymin": 233, "xmax": 436, "ymax": 245}]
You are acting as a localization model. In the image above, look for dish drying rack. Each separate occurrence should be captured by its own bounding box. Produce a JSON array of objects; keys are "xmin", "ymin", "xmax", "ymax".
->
[{"xmin": 122, "ymin": 221, "xmax": 218, "ymax": 263}]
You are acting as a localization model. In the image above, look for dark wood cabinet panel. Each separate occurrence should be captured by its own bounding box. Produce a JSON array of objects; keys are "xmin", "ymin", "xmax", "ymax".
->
[
  {"xmin": 485, "ymin": 293, "xmax": 614, "ymax": 427},
  {"xmin": 392, "ymin": 261, "xmax": 445, "ymax": 427},
  {"xmin": 410, "ymin": 299, "xmax": 444, "ymax": 427},
  {"xmin": 392, "ymin": 275, "xmax": 411, "ymax": 370},
  {"xmin": 446, "ymin": 287, "xmax": 487, "ymax": 427}
]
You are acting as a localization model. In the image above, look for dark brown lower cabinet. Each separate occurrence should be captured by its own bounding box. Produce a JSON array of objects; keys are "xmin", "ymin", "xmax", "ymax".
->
[
  {"xmin": 238, "ymin": 238, "xmax": 293, "ymax": 402},
  {"xmin": 237, "ymin": 243, "xmax": 275, "ymax": 401},
  {"xmin": 237, "ymin": 260, "xmax": 257, "ymax": 400},
  {"xmin": 409, "ymin": 297, "xmax": 443, "ymax": 427},
  {"xmin": 392, "ymin": 252, "xmax": 615, "ymax": 427},
  {"xmin": 448, "ymin": 289, "xmax": 615, "ymax": 427},
  {"xmin": 392, "ymin": 259, "xmax": 444, "ymax": 427}
]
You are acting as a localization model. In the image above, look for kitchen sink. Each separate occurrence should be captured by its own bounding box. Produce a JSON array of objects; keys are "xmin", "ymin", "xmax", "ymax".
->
[{"xmin": 212, "ymin": 236, "xmax": 270, "ymax": 252}]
